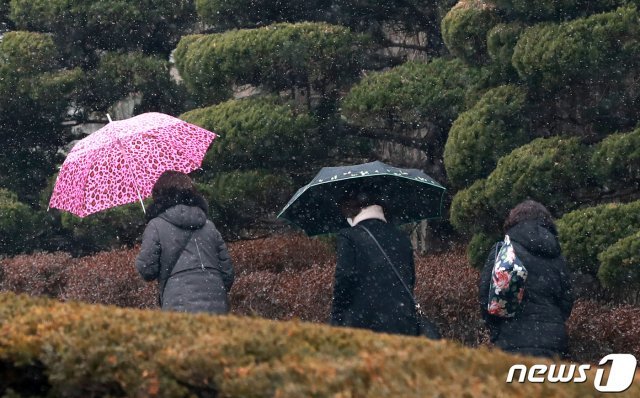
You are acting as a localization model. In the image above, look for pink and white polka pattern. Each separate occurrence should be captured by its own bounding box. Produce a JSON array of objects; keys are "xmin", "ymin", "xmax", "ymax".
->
[{"xmin": 49, "ymin": 112, "xmax": 217, "ymax": 217}]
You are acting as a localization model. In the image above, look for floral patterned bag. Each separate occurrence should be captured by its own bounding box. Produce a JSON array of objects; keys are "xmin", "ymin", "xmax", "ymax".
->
[{"xmin": 488, "ymin": 235, "xmax": 528, "ymax": 318}]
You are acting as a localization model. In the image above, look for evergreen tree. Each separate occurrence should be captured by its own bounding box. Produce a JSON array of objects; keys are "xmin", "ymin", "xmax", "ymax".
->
[{"xmin": 441, "ymin": 1, "xmax": 640, "ymax": 292}]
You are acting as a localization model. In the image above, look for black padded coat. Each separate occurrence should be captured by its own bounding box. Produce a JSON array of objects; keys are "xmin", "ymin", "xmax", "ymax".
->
[
  {"xmin": 330, "ymin": 219, "xmax": 418, "ymax": 336},
  {"xmin": 479, "ymin": 220, "xmax": 573, "ymax": 358}
]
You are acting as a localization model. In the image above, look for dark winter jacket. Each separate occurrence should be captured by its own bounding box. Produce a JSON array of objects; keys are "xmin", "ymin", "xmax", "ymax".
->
[
  {"xmin": 135, "ymin": 194, "xmax": 234, "ymax": 314},
  {"xmin": 330, "ymin": 218, "xmax": 418, "ymax": 336},
  {"xmin": 479, "ymin": 220, "xmax": 573, "ymax": 358}
]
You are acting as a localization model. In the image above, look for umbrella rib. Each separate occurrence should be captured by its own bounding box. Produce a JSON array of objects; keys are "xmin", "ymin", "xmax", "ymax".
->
[{"xmin": 115, "ymin": 137, "xmax": 147, "ymax": 214}]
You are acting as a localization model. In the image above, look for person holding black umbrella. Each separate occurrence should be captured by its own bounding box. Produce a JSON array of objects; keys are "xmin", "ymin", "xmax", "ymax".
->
[
  {"xmin": 277, "ymin": 160, "xmax": 444, "ymax": 337},
  {"xmin": 330, "ymin": 185, "xmax": 419, "ymax": 336}
]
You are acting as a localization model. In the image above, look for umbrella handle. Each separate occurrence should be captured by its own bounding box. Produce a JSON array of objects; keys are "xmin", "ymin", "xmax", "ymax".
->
[{"xmin": 107, "ymin": 114, "xmax": 113, "ymax": 123}]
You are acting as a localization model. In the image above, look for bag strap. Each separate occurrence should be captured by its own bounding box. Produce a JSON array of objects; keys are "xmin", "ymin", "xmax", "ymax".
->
[
  {"xmin": 359, "ymin": 224, "xmax": 424, "ymax": 316},
  {"xmin": 159, "ymin": 230, "xmax": 194, "ymax": 306},
  {"xmin": 494, "ymin": 242, "xmax": 502, "ymax": 263}
]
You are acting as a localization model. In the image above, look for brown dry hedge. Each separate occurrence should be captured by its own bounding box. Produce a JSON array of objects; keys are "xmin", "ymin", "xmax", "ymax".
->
[
  {"xmin": 2, "ymin": 292, "xmax": 637, "ymax": 397},
  {"xmin": 1, "ymin": 233, "xmax": 639, "ymax": 364}
]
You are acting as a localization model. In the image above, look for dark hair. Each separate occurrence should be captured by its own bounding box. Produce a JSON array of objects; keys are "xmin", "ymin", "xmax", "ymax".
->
[
  {"xmin": 503, "ymin": 200, "xmax": 556, "ymax": 233},
  {"xmin": 147, "ymin": 170, "xmax": 207, "ymax": 220},
  {"xmin": 152, "ymin": 170, "xmax": 195, "ymax": 201},
  {"xmin": 338, "ymin": 184, "xmax": 383, "ymax": 219}
]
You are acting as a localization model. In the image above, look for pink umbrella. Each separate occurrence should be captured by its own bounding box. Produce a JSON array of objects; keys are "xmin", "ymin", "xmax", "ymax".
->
[{"xmin": 49, "ymin": 112, "xmax": 217, "ymax": 217}]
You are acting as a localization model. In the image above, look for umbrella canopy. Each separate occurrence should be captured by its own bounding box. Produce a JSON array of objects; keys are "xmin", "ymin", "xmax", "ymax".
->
[
  {"xmin": 277, "ymin": 161, "xmax": 446, "ymax": 236},
  {"xmin": 49, "ymin": 112, "xmax": 216, "ymax": 217}
]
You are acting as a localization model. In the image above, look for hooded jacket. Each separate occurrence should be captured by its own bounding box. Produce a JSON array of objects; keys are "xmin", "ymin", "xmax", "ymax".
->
[
  {"xmin": 135, "ymin": 194, "xmax": 234, "ymax": 314},
  {"xmin": 479, "ymin": 220, "xmax": 573, "ymax": 358},
  {"xmin": 331, "ymin": 215, "xmax": 418, "ymax": 336}
]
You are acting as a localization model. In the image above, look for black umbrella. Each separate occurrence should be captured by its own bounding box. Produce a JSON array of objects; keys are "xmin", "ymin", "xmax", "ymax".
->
[{"xmin": 277, "ymin": 161, "xmax": 446, "ymax": 236}]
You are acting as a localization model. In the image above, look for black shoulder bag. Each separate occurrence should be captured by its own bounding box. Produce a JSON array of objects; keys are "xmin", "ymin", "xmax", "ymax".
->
[
  {"xmin": 158, "ymin": 231, "xmax": 194, "ymax": 306},
  {"xmin": 359, "ymin": 225, "xmax": 441, "ymax": 340}
]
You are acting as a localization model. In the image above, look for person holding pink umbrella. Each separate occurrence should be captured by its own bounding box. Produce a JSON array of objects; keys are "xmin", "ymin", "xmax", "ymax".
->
[{"xmin": 135, "ymin": 170, "xmax": 234, "ymax": 313}]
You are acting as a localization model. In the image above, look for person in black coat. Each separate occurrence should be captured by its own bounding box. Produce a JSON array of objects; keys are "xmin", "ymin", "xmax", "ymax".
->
[
  {"xmin": 136, "ymin": 170, "xmax": 234, "ymax": 313},
  {"xmin": 479, "ymin": 200, "xmax": 573, "ymax": 358},
  {"xmin": 330, "ymin": 187, "xmax": 419, "ymax": 336}
]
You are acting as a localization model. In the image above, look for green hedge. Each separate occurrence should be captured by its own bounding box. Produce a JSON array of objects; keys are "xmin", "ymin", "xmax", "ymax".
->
[
  {"xmin": 484, "ymin": 137, "xmax": 591, "ymax": 216},
  {"xmin": 558, "ymin": 201, "xmax": 640, "ymax": 274},
  {"xmin": 449, "ymin": 179, "xmax": 494, "ymax": 235},
  {"xmin": 341, "ymin": 58, "xmax": 486, "ymax": 130},
  {"xmin": 196, "ymin": 0, "xmax": 314, "ymax": 29},
  {"xmin": 441, "ymin": 0, "xmax": 500, "ymax": 65},
  {"xmin": 181, "ymin": 96, "xmax": 319, "ymax": 172},
  {"xmin": 598, "ymin": 230, "xmax": 640, "ymax": 288},
  {"xmin": 59, "ymin": 203, "xmax": 148, "ymax": 255},
  {"xmin": 512, "ymin": 6, "xmax": 640, "ymax": 88},
  {"xmin": 467, "ymin": 232, "xmax": 501, "ymax": 269},
  {"xmin": 0, "ymin": 31, "xmax": 81, "ymax": 201},
  {"xmin": 0, "ymin": 31, "xmax": 57, "ymax": 76},
  {"xmin": 174, "ymin": 22, "xmax": 370, "ymax": 104},
  {"xmin": 84, "ymin": 52, "xmax": 179, "ymax": 113},
  {"xmin": 0, "ymin": 190, "xmax": 40, "ymax": 255},
  {"xmin": 591, "ymin": 127, "xmax": 640, "ymax": 190},
  {"xmin": 493, "ymin": 0, "xmax": 625, "ymax": 21},
  {"xmin": 8, "ymin": 0, "xmax": 195, "ymax": 54},
  {"xmin": 0, "ymin": 292, "xmax": 631, "ymax": 397},
  {"xmin": 444, "ymin": 85, "xmax": 529, "ymax": 188},
  {"xmin": 451, "ymin": 137, "xmax": 591, "ymax": 235},
  {"xmin": 486, "ymin": 23, "xmax": 524, "ymax": 82},
  {"xmin": 197, "ymin": 170, "xmax": 294, "ymax": 237}
]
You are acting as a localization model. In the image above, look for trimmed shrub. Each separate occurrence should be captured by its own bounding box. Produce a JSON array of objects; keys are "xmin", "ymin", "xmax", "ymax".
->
[
  {"xmin": 228, "ymin": 233, "xmax": 334, "ymax": 275},
  {"xmin": 196, "ymin": 0, "xmax": 315, "ymax": 29},
  {"xmin": 449, "ymin": 179, "xmax": 495, "ymax": 235},
  {"xmin": 0, "ymin": 189, "xmax": 41, "ymax": 255},
  {"xmin": 181, "ymin": 97, "xmax": 318, "ymax": 172},
  {"xmin": 512, "ymin": 6, "xmax": 640, "ymax": 88},
  {"xmin": 2, "ymin": 236, "xmax": 640, "ymax": 366},
  {"xmin": 467, "ymin": 232, "xmax": 501, "ymax": 270},
  {"xmin": 493, "ymin": 0, "xmax": 625, "ymax": 21},
  {"xmin": 62, "ymin": 248, "xmax": 157, "ymax": 309},
  {"xmin": 597, "ymin": 230, "xmax": 640, "ymax": 289},
  {"xmin": 591, "ymin": 127, "xmax": 640, "ymax": 190},
  {"xmin": 174, "ymin": 22, "xmax": 370, "ymax": 104},
  {"xmin": 441, "ymin": 0, "xmax": 500, "ymax": 65},
  {"xmin": 2, "ymin": 292, "xmax": 635, "ymax": 396},
  {"xmin": 415, "ymin": 246, "xmax": 487, "ymax": 345},
  {"xmin": 341, "ymin": 58, "xmax": 486, "ymax": 130},
  {"xmin": 83, "ymin": 51, "xmax": 181, "ymax": 114},
  {"xmin": 557, "ymin": 201, "xmax": 640, "ymax": 274},
  {"xmin": 0, "ymin": 252, "xmax": 71, "ymax": 298},
  {"xmin": 486, "ymin": 22, "xmax": 524, "ymax": 82},
  {"xmin": 195, "ymin": 0, "xmax": 457, "ymax": 38},
  {"xmin": 567, "ymin": 299, "xmax": 640, "ymax": 364},
  {"xmin": 228, "ymin": 234, "xmax": 335, "ymax": 322},
  {"xmin": 0, "ymin": 32, "xmax": 81, "ymax": 202},
  {"xmin": 197, "ymin": 170, "xmax": 295, "ymax": 238},
  {"xmin": 444, "ymin": 85, "xmax": 529, "ymax": 188},
  {"xmin": 0, "ymin": 31, "xmax": 57, "ymax": 76},
  {"xmin": 59, "ymin": 202, "xmax": 148, "ymax": 255},
  {"xmin": 230, "ymin": 265, "xmax": 333, "ymax": 323},
  {"xmin": 484, "ymin": 137, "xmax": 592, "ymax": 218},
  {"xmin": 451, "ymin": 137, "xmax": 592, "ymax": 235},
  {"xmin": 9, "ymin": 0, "xmax": 196, "ymax": 54},
  {"xmin": 0, "ymin": 31, "xmax": 74, "ymax": 125}
]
